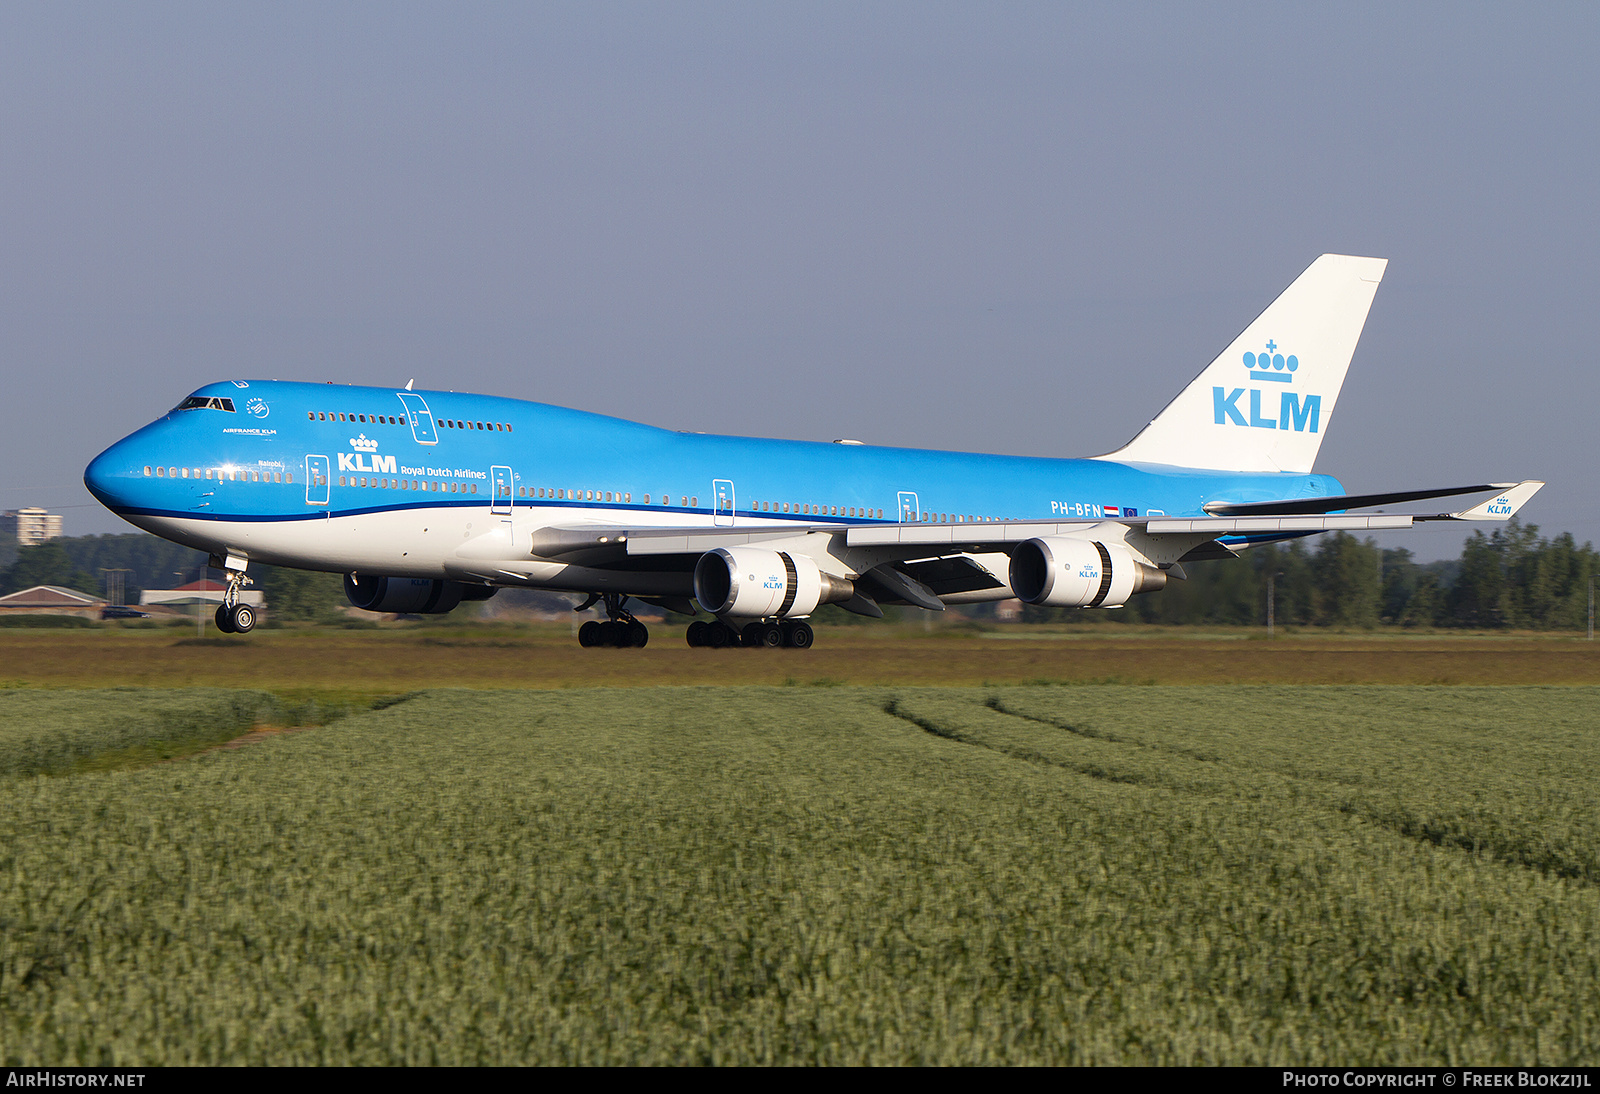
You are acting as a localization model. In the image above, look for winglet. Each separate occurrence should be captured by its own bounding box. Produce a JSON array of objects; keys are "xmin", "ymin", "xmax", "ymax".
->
[{"xmin": 1447, "ymin": 481, "xmax": 1545, "ymax": 521}]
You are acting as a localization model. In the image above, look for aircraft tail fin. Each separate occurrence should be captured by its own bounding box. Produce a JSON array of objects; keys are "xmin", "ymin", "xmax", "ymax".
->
[{"xmin": 1097, "ymin": 253, "xmax": 1387, "ymax": 474}]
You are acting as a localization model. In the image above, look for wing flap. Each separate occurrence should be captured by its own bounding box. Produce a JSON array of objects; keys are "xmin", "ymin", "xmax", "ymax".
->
[
  {"xmin": 624, "ymin": 527, "xmax": 837, "ymax": 556},
  {"xmin": 1146, "ymin": 514, "xmax": 1414, "ymax": 534}
]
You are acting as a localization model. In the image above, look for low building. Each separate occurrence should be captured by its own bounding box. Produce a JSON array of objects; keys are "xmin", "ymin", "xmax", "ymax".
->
[
  {"xmin": 0, "ymin": 585, "xmax": 107, "ymax": 619},
  {"xmin": 994, "ymin": 599, "xmax": 1024, "ymax": 622},
  {"xmin": 140, "ymin": 578, "xmax": 265, "ymax": 613},
  {"xmin": 1, "ymin": 508, "xmax": 64, "ymax": 547}
]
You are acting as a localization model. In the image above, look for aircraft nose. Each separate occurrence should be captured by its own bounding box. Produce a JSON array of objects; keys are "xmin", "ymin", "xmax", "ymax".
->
[{"xmin": 84, "ymin": 436, "xmax": 148, "ymax": 514}]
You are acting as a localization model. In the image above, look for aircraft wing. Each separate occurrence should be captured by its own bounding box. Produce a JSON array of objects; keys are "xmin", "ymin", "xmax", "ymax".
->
[
  {"xmin": 530, "ymin": 480, "xmax": 1544, "ymax": 561},
  {"xmin": 1203, "ymin": 482, "xmax": 1525, "ymax": 517},
  {"xmin": 511, "ymin": 480, "xmax": 1543, "ymax": 612}
]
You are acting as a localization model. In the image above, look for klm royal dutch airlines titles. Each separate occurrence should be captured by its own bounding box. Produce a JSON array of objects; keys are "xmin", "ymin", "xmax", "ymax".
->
[{"xmin": 84, "ymin": 255, "xmax": 1543, "ymax": 648}]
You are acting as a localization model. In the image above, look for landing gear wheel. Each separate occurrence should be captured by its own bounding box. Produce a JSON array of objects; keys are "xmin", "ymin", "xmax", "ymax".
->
[
  {"xmin": 214, "ymin": 604, "xmax": 236, "ymax": 633},
  {"xmin": 686, "ymin": 620, "xmax": 708, "ymax": 647},
  {"xmin": 782, "ymin": 620, "xmax": 814, "ymax": 649},
  {"xmin": 229, "ymin": 603, "xmax": 256, "ymax": 633},
  {"xmin": 760, "ymin": 623, "xmax": 784, "ymax": 648},
  {"xmin": 578, "ymin": 593, "xmax": 651, "ymax": 649},
  {"xmin": 706, "ymin": 622, "xmax": 732, "ymax": 648}
]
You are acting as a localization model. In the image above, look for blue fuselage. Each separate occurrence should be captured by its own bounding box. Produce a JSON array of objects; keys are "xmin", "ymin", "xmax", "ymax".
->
[{"xmin": 85, "ymin": 380, "xmax": 1342, "ymax": 575}]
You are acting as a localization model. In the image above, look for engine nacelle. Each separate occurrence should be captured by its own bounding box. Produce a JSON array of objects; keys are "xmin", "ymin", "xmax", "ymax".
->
[
  {"xmin": 1008, "ymin": 537, "xmax": 1167, "ymax": 609},
  {"xmin": 344, "ymin": 575, "xmax": 495, "ymax": 614},
  {"xmin": 693, "ymin": 547, "xmax": 854, "ymax": 619}
]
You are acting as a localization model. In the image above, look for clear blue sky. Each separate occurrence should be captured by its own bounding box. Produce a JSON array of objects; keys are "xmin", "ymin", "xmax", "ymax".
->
[{"xmin": 3, "ymin": 2, "xmax": 1594, "ymax": 559}]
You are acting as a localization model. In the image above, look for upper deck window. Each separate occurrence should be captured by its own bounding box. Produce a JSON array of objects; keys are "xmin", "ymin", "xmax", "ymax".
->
[{"xmin": 175, "ymin": 396, "xmax": 236, "ymax": 413}]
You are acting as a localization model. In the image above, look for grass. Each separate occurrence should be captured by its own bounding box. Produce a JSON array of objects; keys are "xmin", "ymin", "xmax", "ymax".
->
[
  {"xmin": 2, "ymin": 684, "xmax": 1599, "ymax": 1064},
  {"xmin": 2, "ymin": 624, "xmax": 1600, "ymax": 691},
  {"xmin": 0, "ymin": 689, "xmax": 371, "ymax": 776}
]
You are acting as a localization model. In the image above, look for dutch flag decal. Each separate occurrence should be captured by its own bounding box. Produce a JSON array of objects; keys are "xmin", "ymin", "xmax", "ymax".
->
[{"xmin": 1102, "ymin": 505, "xmax": 1120, "ymax": 517}]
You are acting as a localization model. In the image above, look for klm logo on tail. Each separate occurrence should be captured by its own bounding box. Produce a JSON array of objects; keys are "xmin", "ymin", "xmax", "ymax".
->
[{"xmin": 1213, "ymin": 341, "xmax": 1321, "ymax": 433}]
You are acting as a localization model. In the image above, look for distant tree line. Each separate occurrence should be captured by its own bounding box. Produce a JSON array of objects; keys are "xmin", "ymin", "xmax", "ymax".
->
[
  {"xmin": 1019, "ymin": 520, "xmax": 1598, "ymax": 630},
  {"xmin": 1, "ymin": 520, "xmax": 1593, "ymax": 629}
]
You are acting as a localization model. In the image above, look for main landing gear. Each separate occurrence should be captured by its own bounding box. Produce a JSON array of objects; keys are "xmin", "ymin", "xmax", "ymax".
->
[
  {"xmin": 211, "ymin": 565, "xmax": 257, "ymax": 634},
  {"xmin": 576, "ymin": 593, "xmax": 650, "ymax": 648},
  {"xmin": 686, "ymin": 619, "xmax": 813, "ymax": 649}
]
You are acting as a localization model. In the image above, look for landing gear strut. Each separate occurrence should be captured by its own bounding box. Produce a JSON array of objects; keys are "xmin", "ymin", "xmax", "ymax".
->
[
  {"xmin": 211, "ymin": 563, "xmax": 256, "ymax": 634},
  {"xmin": 687, "ymin": 618, "xmax": 812, "ymax": 649},
  {"xmin": 576, "ymin": 593, "xmax": 649, "ymax": 648}
]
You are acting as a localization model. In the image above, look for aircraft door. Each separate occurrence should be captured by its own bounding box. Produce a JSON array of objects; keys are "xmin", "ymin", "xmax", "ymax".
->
[
  {"xmin": 396, "ymin": 393, "xmax": 439, "ymax": 445},
  {"xmin": 491, "ymin": 465, "xmax": 513, "ymax": 514},
  {"xmin": 897, "ymin": 491, "xmax": 920, "ymax": 522},
  {"xmin": 713, "ymin": 479, "xmax": 735, "ymax": 526},
  {"xmin": 305, "ymin": 455, "xmax": 330, "ymax": 506}
]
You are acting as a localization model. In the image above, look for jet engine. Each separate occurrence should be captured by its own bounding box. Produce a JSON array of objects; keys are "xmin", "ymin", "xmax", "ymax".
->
[
  {"xmin": 693, "ymin": 547, "xmax": 855, "ymax": 619},
  {"xmin": 1008, "ymin": 537, "xmax": 1167, "ymax": 609},
  {"xmin": 344, "ymin": 574, "xmax": 497, "ymax": 614}
]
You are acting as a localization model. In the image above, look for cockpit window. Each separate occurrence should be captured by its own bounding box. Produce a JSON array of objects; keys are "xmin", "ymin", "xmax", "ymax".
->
[{"xmin": 175, "ymin": 396, "xmax": 236, "ymax": 412}]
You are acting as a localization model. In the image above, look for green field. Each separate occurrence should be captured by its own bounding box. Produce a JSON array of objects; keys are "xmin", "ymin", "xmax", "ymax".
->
[{"xmin": 2, "ymin": 685, "xmax": 1599, "ymax": 1064}]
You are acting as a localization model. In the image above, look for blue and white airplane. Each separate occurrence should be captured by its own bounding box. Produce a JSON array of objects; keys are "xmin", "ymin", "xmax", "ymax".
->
[{"xmin": 84, "ymin": 254, "xmax": 1542, "ymax": 647}]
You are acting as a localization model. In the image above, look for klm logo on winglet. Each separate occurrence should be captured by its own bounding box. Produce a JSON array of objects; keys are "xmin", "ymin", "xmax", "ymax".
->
[
  {"xmin": 1213, "ymin": 340, "xmax": 1321, "ymax": 433},
  {"xmin": 1487, "ymin": 495, "xmax": 1514, "ymax": 516}
]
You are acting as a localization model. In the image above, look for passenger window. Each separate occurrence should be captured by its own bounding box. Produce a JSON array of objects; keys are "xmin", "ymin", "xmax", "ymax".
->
[
  {"xmin": 143, "ymin": 466, "xmax": 152, "ymax": 476},
  {"xmin": 156, "ymin": 466, "xmax": 165, "ymax": 477},
  {"xmin": 691, "ymin": 496, "xmax": 697, "ymax": 507}
]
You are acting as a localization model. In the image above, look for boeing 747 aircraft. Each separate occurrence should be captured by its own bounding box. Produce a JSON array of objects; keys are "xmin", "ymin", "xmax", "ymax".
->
[{"xmin": 84, "ymin": 254, "xmax": 1542, "ymax": 648}]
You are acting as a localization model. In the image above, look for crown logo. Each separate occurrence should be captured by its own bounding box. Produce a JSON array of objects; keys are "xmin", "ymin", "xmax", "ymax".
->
[
  {"xmin": 350, "ymin": 433, "xmax": 380, "ymax": 452},
  {"xmin": 1243, "ymin": 340, "xmax": 1297, "ymax": 383}
]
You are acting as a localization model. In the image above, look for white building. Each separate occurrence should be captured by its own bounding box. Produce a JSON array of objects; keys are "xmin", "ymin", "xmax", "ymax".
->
[
  {"xmin": 1, "ymin": 508, "xmax": 64, "ymax": 547},
  {"xmin": 140, "ymin": 578, "xmax": 265, "ymax": 612}
]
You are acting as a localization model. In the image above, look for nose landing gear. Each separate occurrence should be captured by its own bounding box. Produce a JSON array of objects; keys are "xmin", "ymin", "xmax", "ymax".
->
[
  {"xmin": 210, "ymin": 559, "xmax": 257, "ymax": 634},
  {"xmin": 575, "ymin": 593, "xmax": 649, "ymax": 648}
]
